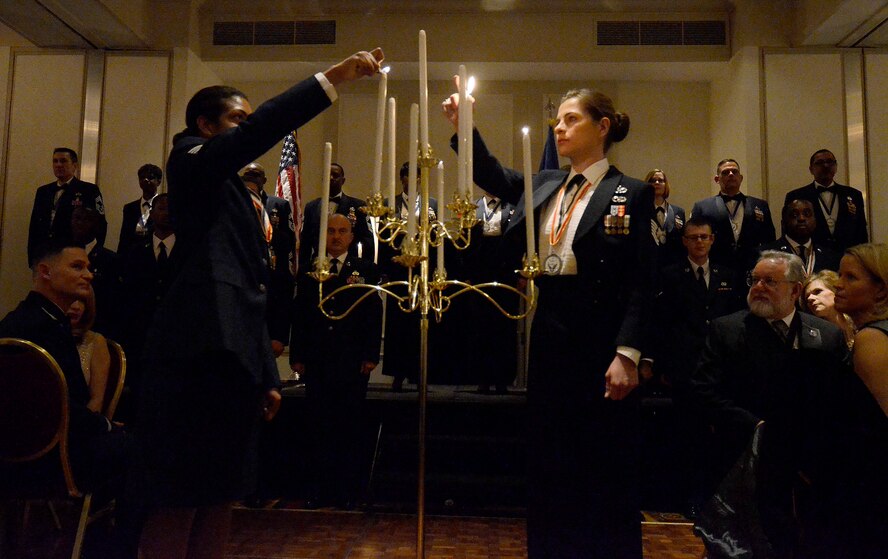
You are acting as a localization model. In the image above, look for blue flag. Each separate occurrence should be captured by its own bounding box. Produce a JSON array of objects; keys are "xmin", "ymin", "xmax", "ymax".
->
[{"xmin": 538, "ymin": 124, "xmax": 559, "ymax": 171}]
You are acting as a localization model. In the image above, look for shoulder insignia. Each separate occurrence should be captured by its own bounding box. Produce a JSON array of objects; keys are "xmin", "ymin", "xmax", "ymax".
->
[
  {"xmin": 615, "ymin": 185, "xmax": 628, "ymax": 194},
  {"xmin": 187, "ymin": 145, "xmax": 203, "ymax": 154}
]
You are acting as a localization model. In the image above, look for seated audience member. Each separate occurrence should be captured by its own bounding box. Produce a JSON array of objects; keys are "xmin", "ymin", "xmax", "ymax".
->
[
  {"xmin": 0, "ymin": 239, "xmax": 128, "ymax": 489},
  {"xmin": 759, "ymin": 198, "xmax": 841, "ymax": 275},
  {"xmin": 645, "ymin": 168, "xmax": 686, "ymax": 268},
  {"xmin": 835, "ymin": 243, "xmax": 888, "ymax": 414},
  {"xmin": 802, "ymin": 270, "xmax": 855, "ymax": 348},
  {"xmin": 691, "ymin": 250, "xmax": 849, "ymax": 557},
  {"xmin": 119, "ymin": 163, "xmax": 162, "ymax": 253},
  {"xmin": 240, "ymin": 162, "xmax": 294, "ymax": 357},
  {"xmin": 290, "ymin": 213, "xmax": 382, "ymax": 508},
  {"xmin": 806, "ymin": 242, "xmax": 888, "ymax": 558},
  {"xmin": 71, "ymin": 205, "xmax": 122, "ymax": 339},
  {"xmin": 68, "ymin": 286, "xmax": 110, "ymax": 414}
]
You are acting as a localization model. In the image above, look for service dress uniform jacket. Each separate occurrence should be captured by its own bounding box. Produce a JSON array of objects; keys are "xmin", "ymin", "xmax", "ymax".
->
[
  {"xmin": 652, "ymin": 202, "xmax": 687, "ymax": 269},
  {"xmin": 758, "ymin": 236, "xmax": 842, "ymax": 274},
  {"xmin": 648, "ymin": 261, "xmax": 744, "ymax": 397},
  {"xmin": 131, "ymin": 75, "xmax": 331, "ymax": 507},
  {"xmin": 691, "ymin": 194, "xmax": 775, "ymax": 277},
  {"xmin": 783, "ymin": 183, "xmax": 868, "ymax": 251},
  {"xmin": 460, "ymin": 128, "xmax": 654, "ymax": 559},
  {"xmin": 290, "ymin": 256, "xmax": 382, "ymax": 503},
  {"xmin": 299, "ymin": 193, "xmax": 373, "ymax": 271},
  {"xmin": 118, "ymin": 198, "xmax": 153, "ymax": 254},
  {"xmin": 28, "ymin": 178, "xmax": 107, "ymax": 265},
  {"xmin": 263, "ymin": 192, "xmax": 295, "ymax": 345}
]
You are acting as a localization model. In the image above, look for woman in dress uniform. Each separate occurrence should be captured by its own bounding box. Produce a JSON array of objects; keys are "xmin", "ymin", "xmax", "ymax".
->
[
  {"xmin": 645, "ymin": 168, "xmax": 686, "ymax": 269},
  {"xmin": 443, "ymin": 85, "xmax": 653, "ymax": 559},
  {"xmin": 132, "ymin": 49, "xmax": 383, "ymax": 559}
]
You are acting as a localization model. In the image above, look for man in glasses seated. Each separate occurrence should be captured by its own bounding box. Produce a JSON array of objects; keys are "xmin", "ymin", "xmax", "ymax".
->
[{"xmin": 690, "ymin": 250, "xmax": 850, "ymax": 557}]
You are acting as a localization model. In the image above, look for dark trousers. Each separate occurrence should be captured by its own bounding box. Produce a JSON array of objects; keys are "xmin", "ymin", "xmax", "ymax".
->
[{"xmin": 526, "ymin": 277, "xmax": 642, "ymax": 559}]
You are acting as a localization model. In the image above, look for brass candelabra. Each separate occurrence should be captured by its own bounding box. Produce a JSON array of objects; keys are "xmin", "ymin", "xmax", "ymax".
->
[{"xmin": 310, "ymin": 146, "xmax": 540, "ymax": 559}]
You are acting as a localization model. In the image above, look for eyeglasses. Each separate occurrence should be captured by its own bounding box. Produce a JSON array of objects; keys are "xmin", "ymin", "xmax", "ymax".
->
[
  {"xmin": 684, "ymin": 234, "xmax": 713, "ymax": 242},
  {"xmin": 746, "ymin": 273, "xmax": 795, "ymax": 288}
]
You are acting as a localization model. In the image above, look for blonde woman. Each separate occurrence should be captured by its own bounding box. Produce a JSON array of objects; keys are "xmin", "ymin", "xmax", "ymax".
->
[
  {"xmin": 802, "ymin": 269, "xmax": 855, "ymax": 348},
  {"xmin": 835, "ymin": 243, "xmax": 888, "ymax": 415},
  {"xmin": 67, "ymin": 287, "xmax": 110, "ymax": 414}
]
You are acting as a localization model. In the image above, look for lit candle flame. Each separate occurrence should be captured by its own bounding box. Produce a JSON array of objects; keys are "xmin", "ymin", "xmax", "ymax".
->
[
  {"xmin": 466, "ymin": 76, "xmax": 476, "ymax": 95},
  {"xmin": 522, "ymin": 126, "xmax": 529, "ymax": 135},
  {"xmin": 380, "ymin": 66, "xmax": 391, "ymax": 74}
]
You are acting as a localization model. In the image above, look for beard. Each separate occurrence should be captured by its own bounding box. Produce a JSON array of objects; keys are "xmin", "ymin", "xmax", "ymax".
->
[{"xmin": 748, "ymin": 295, "xmax": 777, "ymax": 318}]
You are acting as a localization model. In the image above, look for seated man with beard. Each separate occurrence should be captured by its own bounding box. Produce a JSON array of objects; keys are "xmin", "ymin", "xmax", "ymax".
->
[{"xmin": 691, "ymin": 250, "xmax": 850, "ymax": 557}]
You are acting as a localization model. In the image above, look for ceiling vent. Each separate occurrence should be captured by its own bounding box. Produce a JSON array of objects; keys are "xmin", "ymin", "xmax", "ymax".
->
[
  {"xmin": 597, "ymin": 20, "xmax": 726, "ymax": 46},
  {"xmin": 213, "ymin": 20, "xmax": 336, "ymax": 46}
]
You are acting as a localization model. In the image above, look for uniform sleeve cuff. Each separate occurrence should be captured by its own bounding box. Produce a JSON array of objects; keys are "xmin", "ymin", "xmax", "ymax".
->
[
  {"xmin": 617, "ymin": 346, "xmax": 641, "ymax": 366},
  {"xmin": 314, "ymin": 72, "xmax": 337, "ymax": 103}
]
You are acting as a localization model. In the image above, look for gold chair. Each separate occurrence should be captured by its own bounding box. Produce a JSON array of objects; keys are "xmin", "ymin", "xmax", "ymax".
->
[
  {"xmin": 102, "ymin": 338, "xmax": 127, "ymax": 421},
  {"xmin": 0, "ymin": 337, "xmax": 95, "ymax": 559}
]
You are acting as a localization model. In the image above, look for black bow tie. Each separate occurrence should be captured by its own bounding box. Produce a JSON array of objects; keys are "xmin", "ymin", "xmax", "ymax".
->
[
  {"xmin": 816, "ymin": 184, "xmax": 833, "ymax": 192},
  {"xmin": 720, "ymin": 193, "xmax": 745, "ymax": 203}
]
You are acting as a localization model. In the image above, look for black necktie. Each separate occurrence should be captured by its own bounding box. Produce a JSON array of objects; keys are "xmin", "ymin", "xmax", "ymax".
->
[
  {"xmin": 330, "ymin": 258, "xmax": 340, "ymax": 274},
  {"xmin": 797, "ymin": 245, "xmax": 808, "ymax": 263},
  {"xmin": 697, "ymin": 266, "xmax": 706, "ymax": 289},
  {"xmin": 157, "ymin": 241, "xmax": 168, "ymax": 273},
  {"xmin": 560, "ymin": 175, "xmax": 586, "ymax": 217},
  {"xmin": 772, "ymin": 319, "xmax": 789, "ymax": 343}
]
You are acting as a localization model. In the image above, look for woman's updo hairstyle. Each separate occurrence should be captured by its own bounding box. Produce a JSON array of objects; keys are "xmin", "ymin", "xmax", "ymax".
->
[{"xmin": 561, "ymin": 89, "xmax": 630, "ymax": 152}]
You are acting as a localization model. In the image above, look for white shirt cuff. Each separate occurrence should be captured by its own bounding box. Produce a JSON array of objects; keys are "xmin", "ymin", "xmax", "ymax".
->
[
  {"xmin": 314, "ymin": 72, "xmax": 337, "ymax": 103},
  {"xmin": 617, "ymin": 346, "xmax": 641, "ymax": 366}
]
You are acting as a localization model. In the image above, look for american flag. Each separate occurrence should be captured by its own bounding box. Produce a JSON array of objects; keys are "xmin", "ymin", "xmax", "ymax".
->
[{"xmin": 276, "ymin": 130, "xmax": 302, "ymax": 273}]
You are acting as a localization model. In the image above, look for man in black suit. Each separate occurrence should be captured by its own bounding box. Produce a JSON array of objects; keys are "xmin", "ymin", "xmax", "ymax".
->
[
  {"xmin": 0, "ymin": 240, "xmax": 128, "ymax": 490},
  {"xmin": 641, "ymin": 216, "xmax": 744, "ymax": 515},
  {"xmin": 118, "ymin": 163, "xmax": 162, "ymax": 253},
  {"xmin": 71, "ymin": 205, "xmax": 122, "ymax": 340},
  {"xmin": 691, "ymin": 250, "xmax": 849, "ymax": 556},
  {"xmin": 290, "ymin": 213, "xmax": 382, "ymax": 508},
  {"xmin": 241, "ymin": 162, "xmax": 295, "ymax": 357},
  {"xmin": 783, "ymin": 149, "xmax": 868, "ymax": 252},
  {"xmin": 27, "ymin": 147, "xmax": 107, "ymax": 265},
  {"xmin": 759, "ymin": 199, "xmax": 842, "ymax": 275},
  {"xmin": 691, "ymin": 158, "xmax": 775, "ymax": 277},
  {"xmin": 299, "ymin": 163, "xmax": 373, "ymax": 271},
  {"xmin": 119, "ymin": 193, "xmax": 178, "ymax": 417}
]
